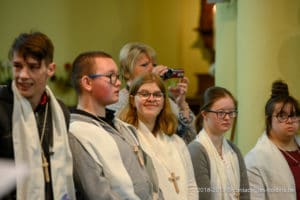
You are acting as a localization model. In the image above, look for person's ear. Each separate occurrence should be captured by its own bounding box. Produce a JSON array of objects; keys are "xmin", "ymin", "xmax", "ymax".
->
[
  {"xmin": 80, "ymin": 75, "xmax": 93, "ymax": 92},
  {"xmin": 201, "ymin": 110, "xmax": 207, "ymax": 119},
  {"xmin": 47, "ymin": 62, "xmax": 56, "ymax": 77}
]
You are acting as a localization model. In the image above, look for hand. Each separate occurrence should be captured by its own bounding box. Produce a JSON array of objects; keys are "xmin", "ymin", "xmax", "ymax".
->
[
  {"xmin": 168, "ymin": 76, "xmax": 189, "ymax": 109},
  {"xmin": 151, "ymin": 65, "xmax": 169, "ymax": 77}
]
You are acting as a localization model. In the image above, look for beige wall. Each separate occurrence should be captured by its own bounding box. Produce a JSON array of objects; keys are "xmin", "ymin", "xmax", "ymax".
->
[
  {"xmin": 2, "ymin": 0, "xmax": 299, "ymax": 154},
  {"xmin": 0, "ymin": 0, "xmax": 144, "ymax": 73},
  {"xmin": 0, "ymin": 0, "xmax": 209, "ymax": 105},
  {"xmin": 216, "ymin": 0, "xmax": 300, "ymax": 154}
]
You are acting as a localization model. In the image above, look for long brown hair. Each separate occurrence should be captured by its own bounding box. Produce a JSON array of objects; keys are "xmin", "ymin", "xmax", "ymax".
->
[{"xmin": 119, "ymin": 73, "xmax": 177, "ymax": 135}]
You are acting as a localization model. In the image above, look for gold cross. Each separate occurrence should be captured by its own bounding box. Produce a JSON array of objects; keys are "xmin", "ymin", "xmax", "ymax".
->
[
  {"xmin": 133, "ymin": 145, "xmax": 144, "ymax": 167},
  {"xmin": 234, "ymin": 191, "xmax": 240, "ymax": 199},
  {"xmin": 42, "ymin": 154, "xmax": 50, "ymax": 183},
  {"xmin": 168, "ymin": 172, "xmax": 180, "ymax": 193}
]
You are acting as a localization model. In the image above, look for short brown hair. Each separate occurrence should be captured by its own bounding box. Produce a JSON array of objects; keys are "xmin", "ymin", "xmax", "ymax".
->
[
  {"xmin": 8, "ymin": 31, "xmax": 54, "ymax": 65},
  {"xmin": 71, "ymin": 51, "xmax": 112, "ymax": 94}
]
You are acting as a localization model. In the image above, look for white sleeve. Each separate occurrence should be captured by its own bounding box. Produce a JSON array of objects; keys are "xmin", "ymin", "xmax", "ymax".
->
[
  {"xmin": 247, "ymin": 165, "xmax": 267, "ymax": 200},
  {"xmin": 180, "ymin": 139, "xmax": 199, "ymax": 200}
]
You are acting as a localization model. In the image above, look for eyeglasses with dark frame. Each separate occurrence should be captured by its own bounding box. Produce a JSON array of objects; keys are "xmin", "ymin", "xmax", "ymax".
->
[
  {"xmin": 136, "ymin": 91, "xmax": 164, "ymax": 100},
  {"xmin": 206, "ymin": 110, "xmax": 238, "ymax": 119},
  {"xmin": 88, "ymin": 73, "xmax": 120, "ymax": 85},
  {"xmin": 273, "ymin": 112, "xmax": 299, "ymax": 123}
]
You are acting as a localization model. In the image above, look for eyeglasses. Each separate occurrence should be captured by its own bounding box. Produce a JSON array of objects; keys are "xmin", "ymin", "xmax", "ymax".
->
[
  {"xmin": 88, "ymin": 73, "xmax": 119, "ymax": 85},
  {"xmin": 206, "ymin": 110, "xmax": 238, "ymax": 119},
  {"xmin": 136, "ymin": 91, "xmax": 164, "ymax": 100},
  {"xmin": 274, "ymin": 112, "xmax": 299, "ymax": 123}
]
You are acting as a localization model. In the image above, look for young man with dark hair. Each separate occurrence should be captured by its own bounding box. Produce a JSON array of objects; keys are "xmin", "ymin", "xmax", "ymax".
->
[{"xmin": 0, "ymin": 31, "xmax": 75, "ymax": 200}]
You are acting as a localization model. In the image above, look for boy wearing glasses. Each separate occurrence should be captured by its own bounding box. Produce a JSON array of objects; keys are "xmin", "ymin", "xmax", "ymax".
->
[{"xmin": 69, "ymin": 51, "xmax": 162, "ymax": 199}]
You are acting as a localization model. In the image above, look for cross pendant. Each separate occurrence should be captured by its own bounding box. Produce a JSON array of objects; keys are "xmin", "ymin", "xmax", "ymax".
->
[
  {"xmin": 234, "ymin": 191, "xmax": 240, "ymax": 200},
  {"xmin": 168, "ymin": 172, "xmax": 180, "ymax": 193},
  {"xmin": 133, "ymin": 145, "xmax": 144, "ymax": 167},
  {"xmin": 42, "ymin": 154, "xmax": 50, "ymax": 183}
]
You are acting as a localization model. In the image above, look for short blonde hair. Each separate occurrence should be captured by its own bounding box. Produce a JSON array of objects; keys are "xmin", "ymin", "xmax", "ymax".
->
[{"xmin": 119, "ymin": 42, "xmax": 157, "ymax": 82}]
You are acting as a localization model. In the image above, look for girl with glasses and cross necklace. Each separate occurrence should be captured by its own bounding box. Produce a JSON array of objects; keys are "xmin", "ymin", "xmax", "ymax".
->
[
  {"xmin": 119, "ymin": 73, "xmax": 198, "ymax": 200},
  {"xmin": 245, "ymin": 80, "xmax": 300, "ymax": 200}
]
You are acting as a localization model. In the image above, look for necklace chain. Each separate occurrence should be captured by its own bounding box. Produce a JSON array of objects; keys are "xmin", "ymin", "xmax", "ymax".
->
[
  {"xmin": 97, "ymin": 117, "xmax": 145, "ymax": 167},
  {"xmin": 141, "ymin": 131, "xmax": 181, "ymax": 193},
  {"xmin": 218, "ymin": 151, "xmax": 240, "ymax": 199},
  {"xmin": 211, "ymin": 140, "xmax": 239, "ymax": 199},
  {"xmin": 280, "ymin": 148, "xmax": 300, "ymax": 165},
  {"xmin": 276, "ymin": 142, "xmax": 300, "ymax": 163},
  {"xmin": 40, "ymin": 102, "xmax": 50, "ymax": 182},
  {"xmin": 40, "ymin": 102, "xmax": 48, "ymax": 144}
]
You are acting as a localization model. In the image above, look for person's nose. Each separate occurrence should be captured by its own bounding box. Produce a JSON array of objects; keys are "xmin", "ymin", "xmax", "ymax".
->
[
  {"xmin": 146, "ymin": 94, "xmax": 156, "ymax": 101},
  {"xmin": 146, "ymin": 63, "xmax": 156, "ymax": 72},
  {"xmin": 115, "ymin": 79, "xmax": 122, "ymax": 88},
  {"xmin": 286, "ymin": 116, "xmax": 294, "ymax": 124},
  {"xmin": 146, "ymin": 66, "xmax": 153, "ymax": 72},
  {"xmin": 223, "ymin": 113, "xmax": 231, "ymax": 120},
  {"xmin": 18, "ymin": 66, "xmax": 30, "ymax": 79}
]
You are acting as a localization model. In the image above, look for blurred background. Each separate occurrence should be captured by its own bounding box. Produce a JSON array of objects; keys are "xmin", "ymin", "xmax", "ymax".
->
[
  {"xmin": 1, "ymin": 0, "xmax": 300, "ymax": 154},
  {"xmin": 0, "ymin": 0, "xmax": 213, "ymax": 107}
]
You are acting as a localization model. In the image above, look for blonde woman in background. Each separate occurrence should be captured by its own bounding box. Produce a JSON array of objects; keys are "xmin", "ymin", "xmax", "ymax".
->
[{"xmin": 107, "ymin": 42, "xmax": 196, "ymax": 144}]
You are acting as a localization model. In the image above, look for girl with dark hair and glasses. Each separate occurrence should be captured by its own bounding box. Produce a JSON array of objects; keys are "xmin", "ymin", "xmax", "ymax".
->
[
  {"xmin": 188, "ymin": 86, "xmax": 250, "ymax": 200},
  {"xmin": 245, "ymin": 80, "xmax": 300, "ymax": 200}
]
